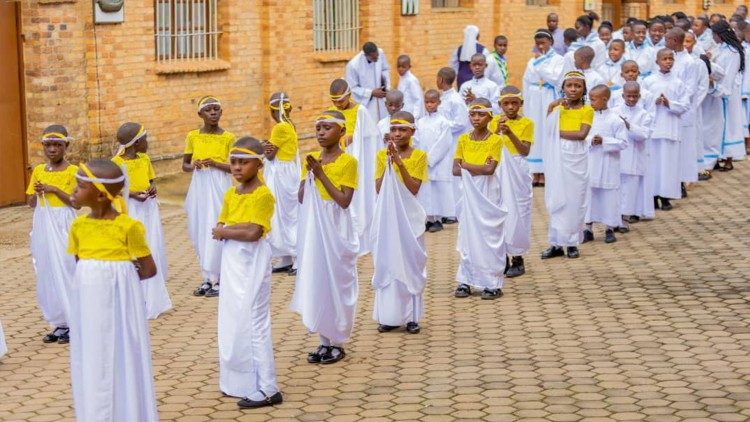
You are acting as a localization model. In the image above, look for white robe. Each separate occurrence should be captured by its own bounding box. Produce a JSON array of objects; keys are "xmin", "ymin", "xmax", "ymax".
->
[
  {"xmin": 290, "ymin": 176, "xmax": 359, "ymax": 345},
  {"xmin": 397, "ymin": 70, "xmax": 424, "ymax": 119},
  {"xmin": 544, "ymin": 108, "xmax": 589, "ymax": 247},
  {"xmin": 598, "ymin": 59, "xmax": 626, "ymax": 108},
  {"xmin": 522, "ymin": 49, "xmax": 565, "ymax": 173},
  {"xmin": 371, "ymin": 164, "xmax": 427, "ymax": 326},
  {"xmin": 265, "ymin": 157, "xmax": 301, "ymax": 259},
  {"xmin": 673, "ymin": 50, "xmax": 703, "ymax": 183},
  {"xmin": 414, "ymin": 112, "xmax": 455, "ymax": 217},
  {"xmin": 30, "ymin": 201, "xmax": 76, "ymax": 329},
  {"xmin": 377, "ymin": 116, "xmax": 390, "ymax": 150},
  {"xmin": 185, "ymin": 168, "xmax": 231, "ymax": 282},
  {"xmin": 742, "ymin": 42, "xmax": 750, "ymax": 133},
  {"xmin": 438, "ymin": 88, "xmax": 470, "ymax": 217},
  {"xmin": 455, "ymin": 169, "xmax": 507, "ymax": 290},
  {"xmin": 697, "ymin": 30, "xmax": 717, "ymax": 55},
  {"xmin": 712, "ymin": 43, "xmax": 746, "ymax": 160},
  {"xmin": 702, "ymin": 62, "xmax": 727, "ymax": 170},
  {"xmin": 459, "ymin": 76, "xmax": 501, "ymax": 114},
  {"xmin": 218, "ymin": 239, "xmax": 277, "ymax": 399},
  {"xmin": 586, "ymin": 109, "xmax": 628, "ymax": 227},
  {"xmin": 693, "ymin": 58, "xmax": 711, "ymax": 170},
  {"xmin": 583, "ymin": 32, "xmax": 609, "ymax": 70},
  {"xmin": 500, "ymin": 148, "xmax": 532, "ymax": 256},
  {"xmin": 584, "ymin": 68, "xmax": 607, "ymax": 92},
  {"xmin": 69, "ymin": 260, "xmax": 158, "ymax": 422},
  {"xmin": 615, "ymin": 102, "xmax": 653, "ymax": 217},
  {"xmin": 345, "ymin": 49, "xmax": 391, "ymax": 121},
  {"xmin": 0, "ymin": 320, "xmax": 5, "ymax": 358},
  {"xmin": 642, "ymin": 71, "xmax": 689, "ymax": 199},
  {"xmin": 126, "ymin": 197, "xmax": 172, "ymax": 320},
  {"xmin": 625, "ymin": 42, "xmax": 656, "ymax": 78},
  {"xmin": 347, "ymin": 105, "xmax": 379, "ymax": 255}
]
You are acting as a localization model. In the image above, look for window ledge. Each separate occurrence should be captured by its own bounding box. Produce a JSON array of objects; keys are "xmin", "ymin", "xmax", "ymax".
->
[
  {"xmin": 431, "ymin": 7, "xmax": 473, "ymax": 12},
  {"xmin": 313, "ymin": 51, "xmax": 355, "ymax": 63},
  {"xmin": 155, "ymin": 59, "xmax": 231, "ymax": 75}
]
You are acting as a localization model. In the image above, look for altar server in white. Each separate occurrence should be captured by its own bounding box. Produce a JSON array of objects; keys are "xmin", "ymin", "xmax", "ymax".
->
[
  {"xmin": 459, "ymin": 54, "xmax": 501, "ymax": 113},
  {"xmin": 345, "ymin": 42, "xmax": 391, "ymax": 121},
  {"xmin": 575, "ymin": 12, "xmax": 608, "ymax": 69},
  {"xmin": 396, "ymin": 55, "xmax": 424, "ymax": 119},
  {"xmin": 291, "ymin": 110, "xmax": 359, "ymax": 365},
  {"xmin": 213, "ymin": 138, "xmax": 282, "ymax": 409},
  {"xmin": 377, "ymin": 90, "xmax": 404, "ymax": 148},
  {"xmin": 67, "ymin": 160, "xmax": 158, "ymax": 422},
  {"xmin": 642, "ymin": 48, "xmax": 689, "ymax": 211},
  {"xmin": 26, "ymin": 125, "xmax": 78, "ymax": 344},
  {"xmin": 625, "ymin": 21, "xmax": 656, "ymax": 78},
  {"xmin": 597, "ymin": 39, "xmax": 627, "ymax": 101},
  {"xmin": 372, "ymin": 111, "xmax": 428, "ymax": 335}
]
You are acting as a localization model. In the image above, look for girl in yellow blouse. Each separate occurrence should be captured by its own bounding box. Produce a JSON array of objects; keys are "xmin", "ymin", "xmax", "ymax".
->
[
  {"xmin": 453, "ymin": 98, "xmax": 507, "ymax": 301},
  {"xmin": 542, "ymin": 70, "xmax": 594, "ymax": 261},
  {"xmin": 264, "ymin": 92, "xmax": 300, "ymax": 274},
  {"xmin": 26, "ymin": 125, "xmax": 79, "ymax": 345},
  {"xmin": 371, "ymin": 111, "xmax": 429, "ymax": 336},
  {"xmin": 208, "ymin": 138, "xmax": 282, "ymax": 409},
  {"xmin": 112, "ymin": 123, "xmax": 172, "ymax": 320},
  {"xmin": 66, "ymin": 159, "xmax": 158, "ymax": 422},
  {"xmin": 182, "ymin": 96, "xmax": 235, "ymax": 298},
  {"xmin": 290, "ymin": 110, "xmax": 359, "ymax": 366}
]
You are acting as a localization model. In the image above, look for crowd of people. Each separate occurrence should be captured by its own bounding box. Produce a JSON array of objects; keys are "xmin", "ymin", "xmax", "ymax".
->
[{"xmin": 7, "ymin": 5, "xmax": 750, "ymax": 421}]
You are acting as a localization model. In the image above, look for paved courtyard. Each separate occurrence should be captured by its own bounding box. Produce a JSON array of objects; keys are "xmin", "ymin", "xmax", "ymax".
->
[{"xmin": 2, "ymin": 164, "xmax": 750, "ymax": 421}]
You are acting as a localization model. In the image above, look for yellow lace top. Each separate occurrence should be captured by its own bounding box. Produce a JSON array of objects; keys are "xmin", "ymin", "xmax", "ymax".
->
[
  {"xmin": 375, "ymin": 148, "xmax": 428, "ymax": 183},
  {"xmin": 488, "ymin": 116, "xmax": 535, "ymax": 155},
  {"xmin": 67, "ymin": 214, "xmax": 151, "ymax": 261},
  {"xmin": 328, "ymin": 104, "xmax": 359, "ymax": 137},
  {"xmin": 112, "ymin": 153, "xmax": 156, "ymax": 193},
  {"xmin": 268, "ymin": 121, "xmax": 299, "ymax": 162},
  {"xmin": 454, "ymin": 132, "xmax": 504, "ymax": 165},
  {"xmin": 184, "ymin": 129, "xmax": 236, "ymax": 162},
  {"xmin": 559, "ymin": 105, "xmax": 594, "ymax": 132},
  {"xmin": 217, "ymin": 185, "xmax": 275, "ymax": 236},
  {"xmin": 300, "ymin": 151, "xmax": 358, "ymax": 201},
  {"xmin": 25, "ymin": 164, "xmax": 78, "ymax": 208}
]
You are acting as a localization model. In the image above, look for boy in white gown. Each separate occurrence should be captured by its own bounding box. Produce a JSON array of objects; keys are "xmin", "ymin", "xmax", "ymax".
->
[
  {"xmin": 459, "ymin": 54, "xmax": 501, "ymax": 114},
  {"xmin": 581, "ymin": 85, "xmax": 628, "ymax": 245},
  {"xmin": 625, "ymin": 21, "xmax": 656, "ymax": 78},
  {"xmin": 396, "ymin": 55, "xmax": 424, "ymax": 119},
  {"xmin": 597, "ymin": 40, "xmax": 627, "ymax": 99},
  {"xmin": 437, "ymin": 67, "xmax": 470, "ymax": 222},
  {"xmin": 415, "ymin": 90, "xmax": 455, "ymax": 232},
  {"xmin": 575, "ymin": 47, "xmax": 606, "ymax": 97},
  {"xmin": 371, "ymin": 111, "xmax": 428, "ymax": 334},
  {"xmin": 377, "ymin": 90, "xmax": 404, "ymax": 149}
]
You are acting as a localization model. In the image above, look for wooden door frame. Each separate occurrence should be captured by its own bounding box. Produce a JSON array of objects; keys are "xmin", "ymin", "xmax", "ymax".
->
[{"xmin": 15, "ymin": 2, "xmax": 29, "ymax": 193}]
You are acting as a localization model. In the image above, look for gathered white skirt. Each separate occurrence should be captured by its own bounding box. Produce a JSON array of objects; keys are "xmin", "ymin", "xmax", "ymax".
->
[{"xmin": 264, "ymin": 159, "xmax": 300, "ymax": 258}]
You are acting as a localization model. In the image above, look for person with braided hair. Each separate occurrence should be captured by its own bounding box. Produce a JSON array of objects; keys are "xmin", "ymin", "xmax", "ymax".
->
[{"xmin": 710, "ymin": 20, "xmax": 746, "ymax": 170}]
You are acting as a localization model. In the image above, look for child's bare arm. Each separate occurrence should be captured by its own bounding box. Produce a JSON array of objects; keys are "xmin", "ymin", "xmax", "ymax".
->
[
  {"xmin": 375, "ymin": 177, "xmax": 383, "ymax": 194},
  {"xmin": 213, "ymin": 223, "xmax": 264, "ymax": 242},
  {"xmin": 461, "ymin": 158, "xmax": 498, "ymax": 176},
  {"xmin": 504, "ymin": 128, "xmax": 531, "ymax": 156},
  {"xmin": 182, "ymin": 154, "xmax": 194, "ymax": 172},
  {"xmin": 453, "ymin": 159, "xmax": 463, "ymax": 176},
  {"xmin": 134, "ymin": 255, "xmax": 157, "ymax": 280},
  {"xmin": 27, "ymin": 194, "xmax": 37, "ymax": 208},
  {"xmin": 560, "ymin": 124, "xmax": 592, "ymax": 141}
]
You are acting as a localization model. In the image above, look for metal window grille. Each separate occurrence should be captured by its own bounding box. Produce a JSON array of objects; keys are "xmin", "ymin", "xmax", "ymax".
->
[
  {"xmin": 155, "ymin": 0, "xmax": 221, "ymax": 62},
  {"xmin": 525, "ymin": 0, "xmax": 550, "ymax": 5},
  {"xmin": 432, "ymin": 0, "xmax": 460, "ymax": 7},
  {"xmin": 313, "ymin": 0, "xmax": 361, "ymax": 52}
]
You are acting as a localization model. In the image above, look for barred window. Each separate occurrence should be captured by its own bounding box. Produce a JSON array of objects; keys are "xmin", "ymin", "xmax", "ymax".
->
[
  {"xmin": 312, "ymin": 0, "xmax": 361, "ymax": 52},
  {"xmin": 525, "ymin": 0, "xmax": 551, "ymax": 5},
  {"xmin": 155, "ymin": 0, "xmax": 221, "ymax": 62},
  {"xmin": 432, "ymin": 0, "xmax": 459, "ymax": 6}
]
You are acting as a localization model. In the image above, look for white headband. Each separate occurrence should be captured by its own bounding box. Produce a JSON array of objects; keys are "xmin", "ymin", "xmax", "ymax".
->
[
  {"xmin": 198, "ymin": 100, "xmax": 221, "ymax": 112},
  {"xmin": 316, "ymin": 117, "xmax": 347, "ymax": 125},
  {"xmin": 229, "ymin": 153, "xmax": 265, "ymax": 159},
  {"xmin": 329, "ymin": 87, "xmax": 351, "ymax": 100},
  {"xmin": 468, "ymin": 107, "xmax": 493, "ymax": 114},
  {"xmin": 75, "ymin": 173, "xmax": 126, "ymax": 184},
  {"xmin": 116, "ymin": 127, "xmax": 147, "ymax": 155},
  {"xmin": 41, "ymin": 132, "xmax": 72, "ymax": 143}
]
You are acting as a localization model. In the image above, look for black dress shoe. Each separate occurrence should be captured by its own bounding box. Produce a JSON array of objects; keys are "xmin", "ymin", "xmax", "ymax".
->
[
  {"xmin": 320, "ymin": 346, "xmax": 345, "ymax": 364},
  {"xmin": 661, "ymin": 198, "xmax": 673, "ymax": 211},
  {"xmin": 428, "ymin": 221, "xmax": 444, "ymax": 233},
  {"xmin": 617, "ymin": 226, "xmax": 630, "ymax": 234},
  {"xmin": 653, "ymin": 196, "xmax": 660, "ymax": 210},
  {"xmin": 506, "ymin": 256, "xmax": 525, "ymax": 278},
  {"xmin": 42, "ymin": 330, "xmax": 60, "ymax": 344},
  {"xmin": 287, "ymin": 268, "xmax": 297, "ymax": 276},
  {"xmin": 272, "ymin": 264, "xmax": 293, "ymax": 273},
  {"xmin": 604, "ymin": 229, "xmax": 617, "ymax": 244},
  {"xmin": 405, "ymin": 322, "xmax": 420, "ymax": 334},
  {"xmin": 307, "ymin": 345, "xmax": 329, "ymax": 363},
  {"xmin": 454, "ymin": 283, "xmax": 471, "ymax": 298},
  {"xmin": 441, "ymin": 217, "xmax": 458, "ymax": 224},
  {"xmin": 193, "ymin": 282, "xmax": 211, "ymax": 296},
  {"xmin": 582, "ymin": 229, "xmax": 594, "ymax": 243},
  {"xmin": 205, "ymin": 284, "xmax": 220, "ymax": 297},
  {"xmin": 481, "ymin": 289, "xmax": 502, "ymax": 300},
  {"xmin": 681, "ymin": 183, "xmax": 688, "ymax": 198},
  {"xmin": 627, "ymin": 215, "xmax": 640, "ymax": 224},
  {"xmin": 541, "ymin": 246, "xmax": 564, "ymax": 259},
  {"xmin": 377, "ymin": 324, "xmax": 400, "ymax": 333},
  {"xmin": 566, "ymin": 247, "xmax": 580, "ymax": 259},
  {"xmin": 57, "ymin": 328, "xmax": 70, "ymax": 344},
  {"xmin": 238, "ymin": 391, "xmax": 283, "ymax": 409},
  {"xmin": 425, "ymin": 222, "xmax": 433, "ymax": 231}
]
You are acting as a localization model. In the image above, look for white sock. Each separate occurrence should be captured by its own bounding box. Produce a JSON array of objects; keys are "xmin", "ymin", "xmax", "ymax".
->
[{"xmin": 319, "ymin": 335, "xmax": 331, "ymax": 347}]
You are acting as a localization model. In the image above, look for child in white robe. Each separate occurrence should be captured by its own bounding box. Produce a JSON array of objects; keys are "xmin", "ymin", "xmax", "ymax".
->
[
  {"xmin": 328, "ymin": 79, "xmax": 378, "ymax": 255},
  {"xmin": 183, "ymin": 96, "xmax": 235, "ymax": 297},
  {"xmin": 372, "ymin": 111, "xmax": 428, "ymax": 334},
  {"xmin": 575, "ymin": 47, "xmax": 607, "ymax": 97},
  {"xmin": 615, "ymin": 82, "xmax": 654, "ymax": 229},
  {"xmin": 415, "ymin": 89, "xmax": 454, "ymax": 232},
  {"xmin": 625, "ymin": 21, "xmax": 656, "ymax": 78},
  {"xmin": 459, "ymin": 54, "xmax": 501, "ymax": 114},
  {"xmin": 112, "ymin": 123, "xmax": 172, "ymax": 319},
  {"xmin": 396, "ymin": 55, "xmax": 424, "ymax": 119},
  {"xmin": 486, "ymin": 35, "xmax": 509, "ymax": 89},
  {"xmin": 67, "ymin": 160, "xmax": 158, "ymax": 422},
  {"xmin": 453, "ymin": 99, "xmax": 507, "ymax": 300},
  {"xmin": 742, "ymin": 29, "xmax": 750, "ymax": 154},
  {"xmin": 436, "ymin": 67, "xmax": 470, "ymax": 222},
  {"xmin": 291, "ymin": 110, "xmax": 359, "ymax": 365},
  {"xmin": 598, "ymin": 40, "xmax": 627, "ymax": 104},
  {"xmin": 581, "ymin": 85, "xmax": 628, "ymax": 244},
  {"xmin": 542, "ymin": 71, "xmax": 594, "ymax": 260},
  {"xmin": 213, "ymin": 138, "xmax": 282, "ymax": 409},
  {"xmin": 610, "ymin": 61, "xmax": 654, "ymax": 109},
  {"xmin": 264, "ymin": 92, "xmax": 300, "ymax": 274},
  {"xmin": 377, "ymin": 90, "xmax": 404, "ymax": 149},
  {"xmin": 26, "ymin": 126, "xmax": 78, "ymax": 345},
  {"xmin": 522, "ymin": 29, "xmax": 564, "ymax": 185},
  {"xmin": 489, "ymin": 86, "xmax": 534, "ymax": 278},
  {"xmin": 642, "ymin": 49, "xmax": 689, "ymax": 211}
]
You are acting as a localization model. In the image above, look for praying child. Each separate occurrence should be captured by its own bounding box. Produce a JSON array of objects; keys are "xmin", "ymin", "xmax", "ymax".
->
[
  {"xmin": 453, "ymin": 98, "xmax": 506, "ymax": 300},
  {"xmin": 459, "ymin": 54, "xmax": 501, "ymax": 113},
  {"xmin": 183, "ymin": 96, "xmax": 235, "ymax": 297},
  {"xmin": 26, "ymin": 125, "xmax": 78, "ymax": 344},
  {"xmin": 112, "ymin": 123, "xmax": 172, "ymax": 319},
  {"xmin": 67, "ymin": 160, "xmax": 159, "ymax": 421},
  {"xmin": 415, "ymin": 89, "xmax": 454, "ymax": 232},
  {"xmin": 371, "ymin": 111, "xmax": 428, "ymax": 335},
  {"xmin": 581, "ymin": 85, "xmax": 628, "ymax": 244},
  {"xmin": 264, "ymin": 92, "xmax": 300, "ymax": 275},
  {"xmin": 213, "ymin": 138, "xmax": 282, "ymax": 409},
  {"xmin": 396, "ymin": 55, "xmax": 424, "ymax": 119},
  {"xmin": 377, "ymin": 89, "xmax": 405, "ymax": 147},
  {"xmin": 291, "ymin": 110, "xmax": 359, "ymax": 365},
  {"xmin": 489, "ymin": 86, "xmax": 533, "ymax": 278}
]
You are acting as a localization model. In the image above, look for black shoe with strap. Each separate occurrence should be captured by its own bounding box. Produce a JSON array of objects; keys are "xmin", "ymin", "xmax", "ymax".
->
[
  {"xmin": 481, "ymin": 289, "xmax": 502, "ymax": 300},
  {"xmin": 377, "ymin": 324, "xmax": 400, "ymax": 333},
  {"xmin": 237, "ymin": 391, "xmax": 283, "ymax": 409},
  {"xmin": 541, "ymin": 246, "xmax": 564, "ymax": 259},
  {"xmin": 428, "ymin": 221, "xmax": 444, "ymax": 233},
  {"xmin": 604, "ymin": 229, "xmax": 617, "ymax": 244},
  {"xmin": 320, "ymin": 346, "xmax": 346, "ymax": 364},
  {"xmin": 307, "ymin": 345, "xmax": 329, "ymax": 364},
  {"xmin": 582, "ymin": 229, "xmax": 594, "ymax": 243},
  {"xmin": 405, "ymin": 322, "xmax": 420, "ymax": 334},
  {"xmin": 272, "ymin": 264, "xmax": 293, "ymax": 274},
  {"xmin": 42, "ymin": 328, "xmax": 61, "ymax": 344},
  {"xmin": 193, "ymin": 282, "xmax": 211, "ymax": 297},
  {"xmin": 566, "ymin": 247, "xmax": 580, "ymax": 259},
  {"xmin": 454, "ymin": 283, "xmax": 471, "ymax": 298},
  {"xmin": 205, "ymin": 284, "xmax": 220, "ymax": 297},
  {"xmin": 506, "ymin": 256, "xmax": 525, "ymax": 278},
  {"xmin": 57, "ymin": 328, "xmax": 70, "ymax": 344}
]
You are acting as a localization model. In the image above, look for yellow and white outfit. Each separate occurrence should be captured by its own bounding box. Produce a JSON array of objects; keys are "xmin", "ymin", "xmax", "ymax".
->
[
  {"xmin": 112, "ymin": 153, "xmax": 172, "ymax": 319},
  {"xmin": 67, "ymin": 214, "xmax": 158, "ymax": 422},
  {"xmin": 26, "ymin": 164, "xmax": 78, "ymax": 330},
  {"xmin": 371, "ymin": 148, "xmax": 429, "ymax": 326},
  {"xmin": 454, "ymin": 132, "xmax": 508, "ymax": 291},
  {"xmin": 264, "ymin": 121, "xmax": 300, "ymax": 266},
  {"xmin": 329, "ymin": 104, "xmax": 378, "ymax": 255},
  {"xmin": 489, "ymin": 115, "xmax": 535, "ymax": 256},
  {"xmin": 216, "ymin": 185, "xmax": 280, "ymax": 399},
  {"xmin": 544, "ymin": 105, "xmax": 594, "ymax": 247},
  {"xmin": 290, "ymin": 151, "xmax": 360, "ymax": 346},
  {"xmin": 184, "ymin": 129, "xmax": 235, "ymax": 282}
]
